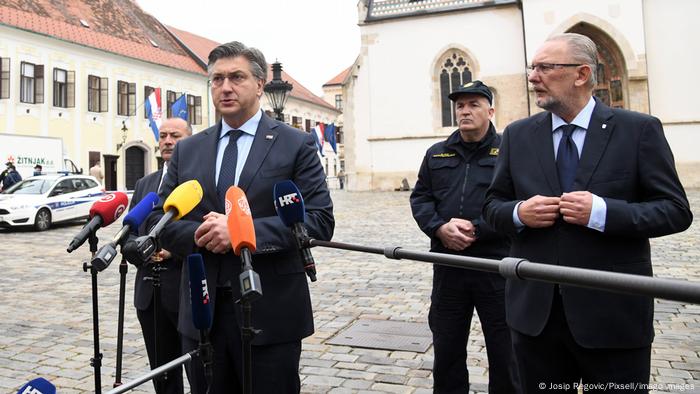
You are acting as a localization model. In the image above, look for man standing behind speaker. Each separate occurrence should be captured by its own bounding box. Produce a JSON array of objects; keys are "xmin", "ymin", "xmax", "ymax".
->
[
  {"xmin": 129, "ymin": 117, "xmax": 193, "ymax": 394},
  {"xmin": 484, "ymin": 33, "xmax": 692, "ymax": 392},
  {"xmin": 410, "ymin": 81, "xmax": 519, "ymax": 393}
]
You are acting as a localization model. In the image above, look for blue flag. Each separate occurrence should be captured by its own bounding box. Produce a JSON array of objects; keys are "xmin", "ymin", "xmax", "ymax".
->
[
  {"xmin": 310, "ymin": 126, "xmax": 324, "ymax": 157},
  {"xmin": 171, "ymin": 94, "xmax": 188, "ymax": 121},
  {"xmin": 324, "ymin": 123, "xmax": 337, "ymax": 154}
]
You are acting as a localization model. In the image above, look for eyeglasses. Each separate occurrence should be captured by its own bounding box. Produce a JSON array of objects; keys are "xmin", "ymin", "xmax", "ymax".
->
[
  {"xmin": 209, "ymin": 73, "xmax": 249, "ymax": 87},
  {"xmin": 527, "ymin": 63, "xmax": 583, "ymax": 75}
]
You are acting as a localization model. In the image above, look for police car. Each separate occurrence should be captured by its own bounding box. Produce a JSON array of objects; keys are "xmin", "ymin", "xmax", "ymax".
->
[{"xmin": 0, "ymin": 174, "xmax": 105, "ymax": 231}]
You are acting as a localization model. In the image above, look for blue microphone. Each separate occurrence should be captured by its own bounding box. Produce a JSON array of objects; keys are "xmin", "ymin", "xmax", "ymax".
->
[
  {"xmin": 187, "ymin": 253, "xmax": 214, "ymax": 387},
  {"xmin": 17, "ymin": 377, "xmax": 55, "ymax": 394},
  {"xmin": 91, "ymin": 192, "xmax": 159, "ymax": 272},
  {"xmin": 273, "ymin": 180, "xmax": 317, "ymax": 281},
  {"xmin": 188, "ymin": 253, "xmax": 212, "ymax": 330}
]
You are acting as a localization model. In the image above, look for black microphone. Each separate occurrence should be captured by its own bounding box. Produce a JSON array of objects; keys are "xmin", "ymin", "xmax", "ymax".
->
[
  {"xmin": 66, "ymin": 192, "xmax": 128, "ymax": 253},
  {"xmin": 187, "ymin": 253, "xmax": 213, "ymax": 388},
  {"xmin": 273, "ymin": 180, "xmax": 317, "ymax": 282},
  {"xmin": 90, "ymin": 192, "xmax": 159, "ymax": 272},
  {"xmin": 132, "ymin": 180, "xmax": 203, "ymax": 263}
]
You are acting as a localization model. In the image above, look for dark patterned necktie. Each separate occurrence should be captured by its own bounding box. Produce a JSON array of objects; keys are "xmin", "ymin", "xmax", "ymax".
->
[
  {"xmin": 556, "ymin": 124, "xmax": 579, "ymax": 192},
  {"xmin": 217, "ymin": 129, "xmax": 242, "ymax": 205}
]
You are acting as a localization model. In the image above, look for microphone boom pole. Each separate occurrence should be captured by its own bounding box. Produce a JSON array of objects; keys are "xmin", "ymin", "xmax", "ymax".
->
[{"xmin": 307, "ymin": 239, "xmax": 700, "ymax": 305}]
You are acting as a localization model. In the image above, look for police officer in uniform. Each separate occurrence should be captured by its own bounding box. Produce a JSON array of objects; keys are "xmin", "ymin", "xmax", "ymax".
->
[{"xmin": 410, "ymin": 81, "xmax": 519, "ymax": 393}]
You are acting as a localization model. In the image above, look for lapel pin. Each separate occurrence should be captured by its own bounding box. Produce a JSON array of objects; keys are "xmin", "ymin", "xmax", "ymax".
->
[
  {"xmin": 265, "ymin": 134, "xmax": 274, "ymax": 140},
  {"xmin": 602, "ymin": 124, "xmax": 607, "ymax": 129}
]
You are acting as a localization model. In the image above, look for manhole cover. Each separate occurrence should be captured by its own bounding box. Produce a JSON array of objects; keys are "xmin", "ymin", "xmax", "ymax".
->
[{"xmin": 326, "ymin": 319, "xmax": 432, "ymax": 352}]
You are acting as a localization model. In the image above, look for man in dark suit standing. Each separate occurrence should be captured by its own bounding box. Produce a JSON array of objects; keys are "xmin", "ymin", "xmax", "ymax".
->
[
  {"xmin": 148, "ymin": 41, "xmax": 334, "ymax": 394},
  {"xmin": 129, "ymin": 117, "xmax": 192, "ymax": 394},
  {"xmin": 483, "ymin": 33, "xmax": 692, "ymax": 392}
]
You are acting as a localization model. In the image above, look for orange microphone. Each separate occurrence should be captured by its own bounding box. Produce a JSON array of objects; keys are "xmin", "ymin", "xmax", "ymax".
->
[
  {"xmin": 224, "ymin": 186, "xmax": 262, "ymax": 301},
  {"xmin": 225, "ymin": 186, "xmax": 257, "ymax": 256}
]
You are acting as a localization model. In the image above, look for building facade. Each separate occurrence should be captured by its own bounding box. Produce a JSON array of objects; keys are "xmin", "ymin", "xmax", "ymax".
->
[
  {"xmin": 0, "ymin": 1, "xmax": 210, "ymax": 191},
  {"xmin": 344, "ymin": 0, "xmax": 700, "ymax": 190}
]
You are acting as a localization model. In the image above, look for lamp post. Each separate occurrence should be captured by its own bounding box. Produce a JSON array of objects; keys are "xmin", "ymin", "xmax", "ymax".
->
[{"xmin": 264, "ymin": 61, "xmax": 293, "ymax": 122}]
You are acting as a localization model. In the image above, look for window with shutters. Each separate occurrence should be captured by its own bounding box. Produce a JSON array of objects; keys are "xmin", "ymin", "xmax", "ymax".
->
[
  {"xmin": 53, "ymin": 68, "xmax": 75, "ymax": 108},
  {"xmin": 187, "ymin": 94, "xmax": 202, "ymax": 125},
  {"xmin": 117, "ymin": 80, "xmax": 136, "ymax": 116},
  {"xmin": 88, "ymin": 75, "xmax": 108, "ymax": 112},
  {"xmin": 0, "ymin": 58, "xmax": 9, "ymax": 99},
  {"xmin": 20, "ymin": 62, "xmax": 44, "ymax": 104},
  {"xmin": 166, "ymin": 90, "xmax": 177, "ymax": 118}
]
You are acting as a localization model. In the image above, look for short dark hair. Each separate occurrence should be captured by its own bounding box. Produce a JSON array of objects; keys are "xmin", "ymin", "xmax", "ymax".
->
[{"xmin": 207, "ymin": 41, "xmax": 267, "ymax": 83}]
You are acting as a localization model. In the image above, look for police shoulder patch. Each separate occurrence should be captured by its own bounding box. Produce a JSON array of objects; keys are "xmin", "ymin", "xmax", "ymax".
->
[
  {"xmin": 489, "ymin": 148, "xmax": 499, "ymax": 156},
  {"xmin": 432, "ymin": 153, "xmax": 456, "ymax": 158}
]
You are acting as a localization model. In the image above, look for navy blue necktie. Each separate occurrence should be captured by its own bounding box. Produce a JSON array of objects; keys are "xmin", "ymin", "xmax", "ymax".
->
[
  {"xmin": 217, "ymin": 129, "xmax": 242, "ymax": 205},
  {"xmin": 556, "ymin": 124, "xmax": 579, "ymax": 192}
]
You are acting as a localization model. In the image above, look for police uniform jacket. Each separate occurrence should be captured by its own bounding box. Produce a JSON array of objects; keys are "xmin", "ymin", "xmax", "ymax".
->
[{"xmin": 410, "ymin": 124, "xmax": 508, "ymax": 259}]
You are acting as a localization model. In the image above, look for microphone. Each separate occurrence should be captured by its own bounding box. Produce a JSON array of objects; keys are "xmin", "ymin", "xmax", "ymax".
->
[
  {"xmin": 67, "ymin": 192, "xmax": 128, "ymax": 253},
  {"xmin": 17, "ymin": 377, "xmax": 56, "ymax": 394},
  {"xmin": 273, "ymin": 180, "xmax": 317, "ymax": 281},
  {"xmin": 187, "ymin": 253, "xmax": 213, "ymax": 387},
  {"xmin": 90, "ymin": 192, "xmax": 159, "ymax": 272},
  {"xmin": 225, "ymin": 186, "xmax": 262, "ymax": 300},
  {"xmin": 133, "ymin": 180, "xmax": 203, "ymax": 262}
]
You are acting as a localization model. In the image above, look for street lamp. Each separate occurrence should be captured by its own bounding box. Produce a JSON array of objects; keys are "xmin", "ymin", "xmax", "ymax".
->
[
  {"xmin": 116, "ymin": 121, "xmax": 128, "ymax": 151},
  {"xmin": 264, "ymin": 61, "xmax": 293, "ymax": 122}
]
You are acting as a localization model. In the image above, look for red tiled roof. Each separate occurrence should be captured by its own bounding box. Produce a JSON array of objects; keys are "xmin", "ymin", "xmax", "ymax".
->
[
  {"xmin": 0, "ymin": 1, "xmax": 205, "ymax": 75},
  {"xmin": 166, "ymin": 26, "xmax": 339, "ymax": 112},
  {"xmin": 323, "ymin": 66, "xmax": 352, "ymax": 87}
]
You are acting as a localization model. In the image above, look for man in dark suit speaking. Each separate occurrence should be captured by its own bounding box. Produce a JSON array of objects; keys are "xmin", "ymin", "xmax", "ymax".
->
[
  {"xmin": 147, "ymin": 41, "xmax": 334, "ymax": 394},
  {"xmin": 483, "ymin": 33, "xmax": 692, "ymax": 392},
  {"xmin": 128, "ymin": 117, "xmax": 192, "ymax": 394}
]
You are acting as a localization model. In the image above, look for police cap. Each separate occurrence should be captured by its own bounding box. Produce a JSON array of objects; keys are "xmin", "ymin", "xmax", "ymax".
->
[{"xmin": 448, "ymin": 80, "xmax": 493, "ymax": 104}]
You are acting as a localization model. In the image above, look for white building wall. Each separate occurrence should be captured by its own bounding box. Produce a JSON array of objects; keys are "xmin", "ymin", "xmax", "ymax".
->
[{"xmin": 0, "ymin": 25, "xmax": 210, "ymax": 189}]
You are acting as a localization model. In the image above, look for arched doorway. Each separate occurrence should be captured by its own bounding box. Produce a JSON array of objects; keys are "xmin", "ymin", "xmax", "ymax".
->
[
  {"xmin": 568, "ymin": 23, "xmax": 627, "ymax": 109},
  {"xmin": 125, "ymin": 146, "xmax": 145, "ymax": 190}
]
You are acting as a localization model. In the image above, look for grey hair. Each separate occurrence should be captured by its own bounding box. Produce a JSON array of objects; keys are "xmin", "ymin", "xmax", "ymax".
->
[
  {"xmin": 547, "ymin": 33, "xmax": 598, "ymax": 88},
  {"xmin": 207, "ymin": 41, "xmax": 267, "ymax": 84}
]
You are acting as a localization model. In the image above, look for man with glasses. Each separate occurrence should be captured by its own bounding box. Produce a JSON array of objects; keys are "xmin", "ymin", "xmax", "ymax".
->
[
  {"xmin": 484, "ymin": 33, "xmax": 692, "ymax": 392},
  {"xmin": 144, "ymin": 41, "xmax": 334, "ymax": 394}
]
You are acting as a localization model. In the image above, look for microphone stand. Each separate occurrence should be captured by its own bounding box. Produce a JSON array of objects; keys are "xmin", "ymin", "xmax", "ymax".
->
[
  {"xmin": 113, "ymin": 255, "xmax": 128, "ymax": 388},
  {"xmin": 238, "ymin": 248, "xmax": 262, "ymax": 394},
  {"xmin": 83, "ymin": 231, "xmax": 103, "ymax": 394},
  {"xmin": 145, "ymin": 262, "xmax": 168, "ymax": 392}
]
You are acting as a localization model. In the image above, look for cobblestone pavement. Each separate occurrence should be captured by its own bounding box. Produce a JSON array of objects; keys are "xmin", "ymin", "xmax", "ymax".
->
[{"xmin": 0, "ymin": 189, "xmax": 698, "ymax": 393}]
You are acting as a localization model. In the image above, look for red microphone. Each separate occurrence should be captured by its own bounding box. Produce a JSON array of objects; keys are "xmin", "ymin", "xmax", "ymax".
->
[{"xmin": 67, "ymin": 192, "xmax": 128, "ymax": 253}]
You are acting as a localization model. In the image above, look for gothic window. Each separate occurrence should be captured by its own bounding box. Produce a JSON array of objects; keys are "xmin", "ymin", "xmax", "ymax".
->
[{"xmin": 438, "ymin": 51, "xmax": 472, "ymax": 127}]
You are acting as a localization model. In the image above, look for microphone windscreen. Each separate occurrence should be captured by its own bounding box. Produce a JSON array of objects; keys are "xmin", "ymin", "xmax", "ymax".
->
[
  {"xmin": 273, "ymin": 180, "xmax": 305, "ymax": 226},
  {"xmin": 123, "ymin": 192, "xmax": 158, "ymax": 229},
  {"xmin": 17, "ymin": 377, "xmax": 56, "ymax": 394},
  {"xmin": 163, "ymin": 180, "xmax": 203, "ymax": 220},
  {"xmin": 187, "ymin": 254, "xmax": 212, "ymax": 330},
  {"xmin": 225, "ymin": 186, "xmax": 256, "ymax": 255},
  {"xmin": 89, "ymin": 192, "xmax": 129, "ymax": 227}
]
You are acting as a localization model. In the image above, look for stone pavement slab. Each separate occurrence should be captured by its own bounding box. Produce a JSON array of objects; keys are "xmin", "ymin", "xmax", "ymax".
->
[{"xmin": 0, "ymin": 189, "xmax": 698, "ymax": 393}]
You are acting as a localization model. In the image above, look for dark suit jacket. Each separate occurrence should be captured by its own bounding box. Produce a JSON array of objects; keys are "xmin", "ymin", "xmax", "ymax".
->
[
  {"xmin": 129, "ymin": 170, "xmax": 182, "ymax": 313},
  {"xmin": 147, "ymin": 112, "xmax": 334, "ymax": 343},
  {"xmin": 483, "ymin": 99, "xmax": 692, "ymax": 349}
]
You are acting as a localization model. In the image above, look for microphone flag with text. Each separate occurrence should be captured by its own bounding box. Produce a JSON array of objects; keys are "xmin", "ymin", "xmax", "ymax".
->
[
  {"xmin": 187, "ymin": 253, "xmax": 213, "ymax": 386},
  {"xmin": 273, "ymin": 180, "xmax": 317, "ymax": 282},
  {"xmin": 16, "ymin": 377, "xmax": 56, "ymax": 394},
  {"xmin": 67, "ymin": 192, "xmax": 129, "ymax": 253},
  {"xmin": 132, "ymin": 180, "xmax": 203, "ymax": 263},
  {"xmin": 225, "ymin": 186, "xmax": 262, "ymax": 300},
  {"xmin": 90, "ymin": 192, "xmax": 159, "ymax": 272}
]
